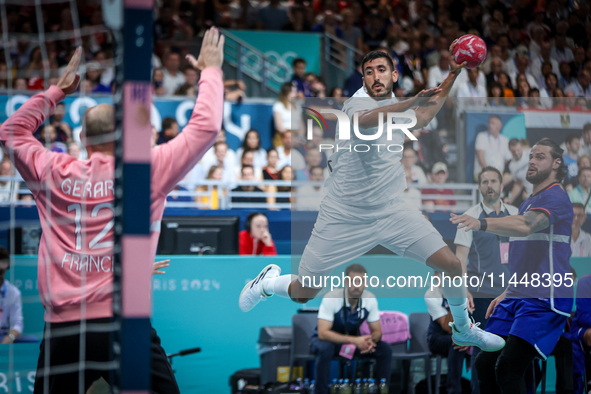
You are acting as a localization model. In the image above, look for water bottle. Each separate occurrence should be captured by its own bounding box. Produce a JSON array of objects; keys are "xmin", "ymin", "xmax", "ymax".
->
[
  {"xmin": 379, "ymin": 378, "xmax": 388, "ymax": 394},
  {"xmin": 341, "ymin": 379, "xmax": 352, "ymax": 394},
  {"xmin": 363, "ymin": 379, "xmax": 369, "ymax": 394},
  {"xmin": 330, "ymin": 378, "xmax": 338, "ymax": 394},
  {"xmin": 310, "ymin": 380, "xmax": 316, "ymax": 394},
  {"xmin": 368, "ymin": 378, "xmax": 378, "ymax": 394},
  {"xmin": 354, "ymin": 378, "xmax": 363, "ymax": 394},
  {"xmin": 338, "ymin": 379, "xmax": 344, "ymax": 394},
  {"xmin": 303, "ymin": 378, "xmax": 310, "ymax": 393}
]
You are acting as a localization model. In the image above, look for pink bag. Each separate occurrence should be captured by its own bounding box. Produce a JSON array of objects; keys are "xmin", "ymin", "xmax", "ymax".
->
[{"xmin": 359, "ymin": 311, "xmax": 411, "ymax": 344}]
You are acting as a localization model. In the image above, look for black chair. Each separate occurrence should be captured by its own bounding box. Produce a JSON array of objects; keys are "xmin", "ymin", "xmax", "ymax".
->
[
  {"xmin": 391, "ymin": 312, "xmax": 434, "ymax": 394},
  {"xmin": 289, "ymin": 313, "xmax": 318, "ymax": 382}
]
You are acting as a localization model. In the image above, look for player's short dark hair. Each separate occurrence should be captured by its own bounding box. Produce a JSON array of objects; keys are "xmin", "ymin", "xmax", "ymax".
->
[
  {"xmin": 583, "ymin": 123, "xmax": 591, "ymax": 134},
  {"xmin": 478, "ymin": 166, "xmax": 503, "ymax": 184},
  {"xmin": 509, "ymin": 138, "xmax": 521, "ymax": 147},
  {"xmin": 161, "ymin": 117, "xmax": 177, "ymax": 131},
  {"xmin": 292, "ymin": 58, "xmax": 306, "ymax": 67},
  {"xmin": 534, "ymin": 138, "xmax": 568, "ymax": 182},
  {"xmin": 565, "ymin": 133, "xmax": 580, "ymax": 145},
  {"xmin": 573, "ymin": 202, "xmax": 586, "ymax": 210},
  {"xmin": 361, "ymin": 51, "xmax": 395, "ymax": 75},
  {"xmin": 345, "ymin": 264, "xmax": 367, "ymax": 276}
]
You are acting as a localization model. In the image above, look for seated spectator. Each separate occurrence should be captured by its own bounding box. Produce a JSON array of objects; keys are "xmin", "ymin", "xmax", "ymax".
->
[
  {"xmin": 295, "ymin": 166, "xmax": 324, "ymax": 210},
  {"xmin": 456, "ymin": 67, "xmax": 487, "ymax": 105},
  {"xmin": 174, "ymin": 83, "xmax": 197, "ymax": 97},
  {"xmin": 568, "ymin": 167, "xmax": 591, "ymax": 213},
  {"xmin": 474, "ymin": 115, "xmax": 511, "ymax": 181},
  {"xmin": 13, "ymin": 78, "xmax": 27, "ymax": 91},
  {"xmin": 267, "ymin": 165, "xmax": 293, "ymax": 208},
  {"xmin": 236, "ymin": 129, "xmax": 268, "ymax": 168},
  {"xmin": 527, "ymin": 88, "xmax": 544, "ymax": 109},
  {"xmin": 157, "ymin": 117, "xmax": 179, "ymax": 145},
  {"xmin": 162, "ymin": 52, "xmax": 186, "ymax": 95},
  {"xmin": 238, "ymin": 212, "xmax": 277, "ymax": 255},
  {"xmin": 504, "ymin": 139, "xmax": 533, "ymax": 207},
  {"xmin": 571, "ymin": 203, "xmax": 591, "ymax": 257},
  {"xmin": 310, "ymin": 264, "xmax": 391, "ymax": 394},
  {"xmin": 401, "ymin": 147, "xmax": 427, "ymax": 185},
  {"xmin": 296, "ymin": 149, "xmax": 323, "ymax": 181},
  {"xmin": 0, "ymin": 247, "xmax": 30, "ymax": 344},
  {"xmin": 295, "ymin": 126, "xmax": 327, "ymax": 168},
  {"xmin": 566, "ymin": 70, "xmax": 591, "ymax": 98},
  {"xmin": 497, "ymin": 72, "xmax": 516, "ymax": 106},
  {"xmin": 290, "ymin": 58, "xmax": 311, "ymax": 98},
  {"xmin": 263, "ymin": 148, "xmax": 280, "ymax": 180},
  {"xmin": 0, "ymin": 160, "xmax": 19, "ymax": 203},
  {"xmin": 256, "ymin": 0, "xmax": 289, "ymax": 31},
  {"xmin": 558, "ymin": 62, "xmax": 574, "ymax": 90},
  {"xmin": 540, "ymin": 73, "xmax": 559, "ymax": 108},
  {"xmin": 152, "ymin": 68, "xmax": 166, "ymax": 96},
  {"xmin": 422, "ymin": 162, "xmax": 456, "ymax": 212},
  {"xmin": 508, "ymin": 47, "xmax": 538, "ymax": 89},
  {"xmin": 563, "ymin": 133, "xmax": 581, "ymax": 183},
  {"xmin": 85, "ymin": 62, "xmax": 111, "ymax": 93},
  {"xmin": 236, "ymin": 149, "xmax": 262, "ymax": 180},
  {"xmin": 273, "ymin": 83, "xmax": 301, "ymax": 147},
  {"xmin": 195, "ymin": 166, "xmax": 224, "ymax": 210},
  {"xmin": 488, "ymin": 81, "xmax": 505, "ymax": 107},
  {"xmin": 199, "ymin": 129, "xmax": 238, "ymax": 174},
  {"xmin": 424, "ymin": 272, "xmax": 470, "ymax": 394},
  {"xmin": 569, "ymin": 274, "xmax": 591, "ymax": 394},
  {"xmin": 49, "ymin": 103, "xmax": 72, "ymax": 143},
  {"xmin": 551, "ymin": 34, "xmax": 574, "ymax": 65},
  {"xmin": 183, "ymin": 65, "xmax": 199, "ymax": 92},
  {"xmin": 224, "ymin": 78, "xmax": 246, "ymax": 102},
  {"xmin": 231, "ymin": 165, "xmax": 266, "ymax": 205},
  {"xmin": 531, "ymin": 42, "xmax": 560, "ymax": 88},
  {"xmin": 36, "ymin": 125, "xmax": 67, "ymax": 153},
  {"xmin": 427, "ymin": 50, "xmax": 451, "ymax": 89},
  {"xmin": 277, "ymin": 131, "xmax": 305, "ymax": 171},
  {"xmin": 68, "ymin": 142, "xmax": 82, "ymax": 160}
]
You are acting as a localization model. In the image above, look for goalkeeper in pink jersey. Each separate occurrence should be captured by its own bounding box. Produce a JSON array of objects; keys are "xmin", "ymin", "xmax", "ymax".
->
[{"xmin": 0, "ymin": 28, "xmax": 225, "ymax": 394}]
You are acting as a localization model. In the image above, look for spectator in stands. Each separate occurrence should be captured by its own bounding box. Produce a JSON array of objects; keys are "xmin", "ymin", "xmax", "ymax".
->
[
  {"xmin": 488, "ymin": 81, "xmax": 505, "ymax": 107},
  {"xmin": 427, "ymin": 50, "xmax": 451, "ymax": 89},
  {"xmin": 282, "ymin": 6, "xmax": 311, "ymax": 32},
  {"xmin": 237, "ymin": 149, "xmax": 262, "ymax": 180},
  {"xmin": 310, "ymin": 263, "xmax": 391, "ymax": 394},
  {"xmin": 531, "ymin": 42, "xmax": 560, "ymax": 88},
  {"xmin": 296, "ymin": 149, "xmax": 323, "ymax": 181},
  {"xmin": 256, "ymin": 0, "xmax": 289, "ymax": 31},
  {"xmin": 196, "ymin": 166, "xmax": 224, "ymax": 210},
  {"xmin": 422, "ymin": 162, "xmax": 456, "ymax": 212},
  {"xmin": 424, "ymin": 271, "xmax": 471, "ymax": 394},
  {"xmin": 0, "ymin": 247, "xmax": 26, "ymax": 344},
  {"xmin": 162, "ymin": 53, "xmax": 186, "ymax": 96},
  {"xmin": 570, "ymin": 46, "xmax": 587, "ymax": 79},
  {"xmin": 340, "ymin": 9, "xmax": 363, "ymax": 52},
  {"xmin": 509, "ymin": 46, "xmax": 538, "ymax": 90},
  {"xmin": 486, "ymin": 57, "xmax": 505, "ymax": 87},
  {"xmin": 457, "ymin": 67, "xmax": 487, "ymax": 105},
  {"xmin": 526, "ymin": 88, "xmax": 544, "ymax": 109},
  {"xmin": 239, "ymin": 212, "xmax": 277, "ymax": 255},
  {"xmin": 49, "ymin": 102, "xmax": 72, "ymax": 143},
  {"xmin": 571, "ymin": 203, "xmax": 591, "ymax": 257},
  {"xmin": 175, "ymin": 83, "xmax": 197, "ymax": 97},
  {"xmin": 14, "ymin": 78, "xmax": 27, "ymax": 91},
  {"xmin": 579, "ymin": 123, "xmax": 591, "ymax": 157},
  {"xmin": 504, "ymin": 138, "xmax": 533, "ymax": 207},
  {"xmin": 267, "ymin": 165, "xmax": 293, "ymax": 208},
  {"xmin": 183, "ymin": 66, "xmax": 199, "ymax": 92},
  {"xmin": 152, "ymin": 68, "xmax": 166, "ymax": 96},
  {"xmin": 564, "ymin": 133, "xmax": 581, "ymax": 183},
  {"xmin": 551, "ymin": 34, "xmax": 575, "ymax": 65},
  {"xmin": 209, "ymin": 141, "xmax": 238, "ymax": 185},
  {"xmin": 290, "ymin": 59, "xmax": 311, "ymax": 98},
  {"xmin": 263, "ymin": 149, "xmax": 280, "ymax": 180},
  {"xmin": 579, "ymin": 156, "xmax": 591, "ymax": 174},
  {"xmin": 540, "ymin": 73, "xmax": 559, "ymax": 107},
  {"xmin": 296, "ymin": 126, "xmax": 327, "ymax": 168},
  {"xmin": 412, "ymin": 128, "xmax": 448, "ymax": 172},
  {"xmin": 569, "ymin": 167, "xmax": 591, "ymax": 213},
  {"xmin": 497, "ymin": 72, "xmax": 515, "ymax": 105},
  {"xmin": 224, "ymin": 78, "xmax": 247, "ymax": 102},
  {"xmin": 295, "ymin": 166, "xmax": 324, "ymax": 210},
  {"xmin": 558, "ymin": 62, "xmax": 574, "ymax": 90},
  {"xmin": 401, "ymin": 147, "xmax": 427, "ymax": 185},
  {"xmin": 85, "ymin": 62, "xmax": 111, "ymax": 93},
  {"xmin": 277, "ymin": 131, "xmax": 305, "ymax": 171},
  {"xmin": 36, "ymin": 124, "xmax": 67, "ymax": 153},
  {"xmin": 273, "ymin": 83, "xmax": 300, "ymax": 147},
  {"xmin": 343, "ymin": 63, "xmax": 363, "ymax": 98},
  {"xmin": 68, "ymin": 142, "xmax": 81, "ymax": 160},
  {"xmin": 237, "ymin": 129, "xmax": 268, "ymax": 168},
  {"xmin": 474, "ymin": 115, "xmax": 511, "ymax": 181},
  {"xmin": 158, "ymin": 117, "xmax": 179, "ymax": 145},
  {"xmin": 232, "ymin": 165, "xmax": 265, "ymax": 205},
  {"xmin": 566, "ymin": 69, "xmax": 591, "ymax": 98},
  {"xmin": 0, "ymin": 160, "xmax": 19, "ymax": 203}
]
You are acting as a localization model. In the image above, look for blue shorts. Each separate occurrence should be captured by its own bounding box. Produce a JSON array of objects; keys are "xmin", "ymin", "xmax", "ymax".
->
[{"xmin": 485, "ymin": 298, "xmax": 568, "ymax": 359}]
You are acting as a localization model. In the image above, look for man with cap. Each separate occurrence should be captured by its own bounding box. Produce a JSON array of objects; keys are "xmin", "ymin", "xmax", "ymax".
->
[{"xmin": 422, "ymin": 162, "xmax": 456, "ymax": 212}]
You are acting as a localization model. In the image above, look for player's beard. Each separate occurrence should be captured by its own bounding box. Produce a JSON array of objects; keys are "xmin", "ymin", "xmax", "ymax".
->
[
  {"xmin": 526, "ymin": 166, "xmax": 552, "ymax": 185},
  {"xmin": 367, "ymin": 79, "xmax": 394, "ymax": 98}
]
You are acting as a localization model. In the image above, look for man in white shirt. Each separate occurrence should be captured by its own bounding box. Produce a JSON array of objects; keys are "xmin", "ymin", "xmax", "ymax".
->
[
  {"xmin": 277, "ymin": 130, "xmax": 305, "ymax": 171},
  {"xmin": 508, "ymin": 49, "xmax": 539, "ymax": 89},
  {"xmin": 550, "ymin": 34, "xmax": 574, "ymax": 65},
  {"xmin": 162, "ymin": 53, "xmax": 186, "ymax": 95},
  {"xmin": 456, "ymin": 67, "xmax": 487, "ymax": 106},
  {"xmin": 566, "ymin": 70, "xmax": 591, "ymax": 98},
  {"xmin": 427, "ymin": 50, "xmax": 451, "ymax": 88},
  {"xmin": 505, "ymin": 139, "xmax": 533, "ymax": 206},
  {"xmin": 530, "ymin": 42, "xmax": 560, "ymax": 87},
  {"xmin": 571, "ymin": 203, "xmax": 591, "ymax": 257},
  {"xmin": 474, "ymin": 115, "xmax": 512, "ymax": 181}
]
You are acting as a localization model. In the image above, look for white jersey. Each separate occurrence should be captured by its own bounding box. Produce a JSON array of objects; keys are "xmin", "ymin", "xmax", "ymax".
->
[{"xmin": 324, "ymin": 87, "xmax": 416, "ymax": 207}]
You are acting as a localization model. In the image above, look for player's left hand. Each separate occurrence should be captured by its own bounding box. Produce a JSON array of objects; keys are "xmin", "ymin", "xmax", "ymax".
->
[
  {"xmin": 450, "ymin": 213, "xmax": 480, "ymax": 232},
  {"xmin": 449, "ymin": 39, "xmax": 467, "ymax": 74},
  {"xmin": 57, "ymin": 46, "xmax": 82, "ymax": 95},
  {"xmin": 152, "ymin": 259, "xmax": 171, "ymax": 275}
]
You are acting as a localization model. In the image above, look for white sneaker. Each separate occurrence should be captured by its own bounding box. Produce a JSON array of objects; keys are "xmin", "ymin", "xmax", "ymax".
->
[
  {"xmin": 239, "ymin": 264, "xmax": 281, "ymax": 312},
  {"xmin": 450, "ymin": 319, "xmax": 505, "ymax": 352}
]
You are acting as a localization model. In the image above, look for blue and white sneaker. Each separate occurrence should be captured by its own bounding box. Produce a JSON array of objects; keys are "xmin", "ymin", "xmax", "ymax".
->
[
  {"xmin": 450, "ymin": 319, "xmax": 505, "ymax": 352},
  {"xmin": 239, "ymin": 264, "xmax": 281, "ymax": 312}
]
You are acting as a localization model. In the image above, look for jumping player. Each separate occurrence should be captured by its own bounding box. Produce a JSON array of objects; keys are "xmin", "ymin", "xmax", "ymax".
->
[
  {"xmin": 239, "ymin": 43, "xmax": 505, "ymax": 352},
  {"xmin": 451, "ymin": 139, "xmax": 574, "ymax": 393},
  {"xmin": 0, "ymin": 28, "xmax": 224, "ymax": 393}
]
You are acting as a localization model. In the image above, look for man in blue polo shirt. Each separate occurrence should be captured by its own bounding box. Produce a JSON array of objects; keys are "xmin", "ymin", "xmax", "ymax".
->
[
  {"xmin": 454, "ymin": 166, "xmax": 518, "ymax": 394},
  {"xmin": 309, "ymin": 264, "xmax": 391, "ymax": 394},
  {"xmin": 451, "ymin": 138, "xmax": 574, "ymax": 394}
]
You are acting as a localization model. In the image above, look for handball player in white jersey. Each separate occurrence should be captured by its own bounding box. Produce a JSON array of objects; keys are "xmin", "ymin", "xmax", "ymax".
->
[{"xmin": 239, "ymin": 45, "xmax": 505, "ymax": 351}]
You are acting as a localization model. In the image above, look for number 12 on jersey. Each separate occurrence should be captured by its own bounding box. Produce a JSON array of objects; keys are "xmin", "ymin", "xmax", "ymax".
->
[{"xmin": 68, "ymin": 203, "xmax": 115, "ymax": 251}]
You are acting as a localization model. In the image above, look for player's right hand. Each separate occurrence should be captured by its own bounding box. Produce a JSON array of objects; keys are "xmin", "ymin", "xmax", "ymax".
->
[
  {"xmin": 186, "ymin": 27, "xmax": 225, "ymax": 70},
  {"xmin": 57, "ymin": 46, "xmax": 82, "ymax": 95}
]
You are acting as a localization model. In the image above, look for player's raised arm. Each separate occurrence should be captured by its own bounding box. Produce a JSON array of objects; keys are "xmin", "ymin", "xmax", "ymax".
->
[
  {"xmin": 151, "ymin": 27, "xmax": 225, "ymax": 196},
  {"xmin": 0, "ymin": 47, "xmax": 82, "ymax": 185}
]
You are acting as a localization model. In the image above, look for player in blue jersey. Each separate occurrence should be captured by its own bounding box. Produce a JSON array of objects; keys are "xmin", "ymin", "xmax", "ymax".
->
[{"xmin": 451, "ymin": 138, "xmax": 574, "ymax": 394}]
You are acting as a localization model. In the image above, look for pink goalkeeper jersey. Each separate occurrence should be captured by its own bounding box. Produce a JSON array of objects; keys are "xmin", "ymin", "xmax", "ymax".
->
[{"xmin": 0, "ymin": 67, "xmax": 223, "ymax": 323}]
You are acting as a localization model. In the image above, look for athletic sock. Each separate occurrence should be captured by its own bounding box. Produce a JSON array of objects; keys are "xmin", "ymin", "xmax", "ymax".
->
[
  {"xmin": 262, "ymin": 275, "xmax": 295, "ymax": 298},
  {"xmin": 447, "ymin": 299, "xmax": 470, "ymax": 330}
]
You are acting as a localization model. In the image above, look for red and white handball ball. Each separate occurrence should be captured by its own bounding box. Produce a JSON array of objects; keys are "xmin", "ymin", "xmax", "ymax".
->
[{"xmin": 452, "ymin": 34, "xmax": 487, "ymax": 69}]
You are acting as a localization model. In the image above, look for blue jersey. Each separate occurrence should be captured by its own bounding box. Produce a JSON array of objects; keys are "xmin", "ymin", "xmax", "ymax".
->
[{"xmin": 507, "ymin": 182, "xmax": 574, "ymax": 315}]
